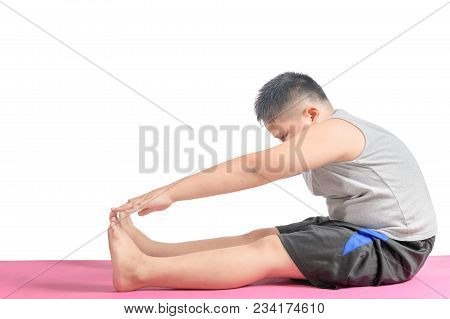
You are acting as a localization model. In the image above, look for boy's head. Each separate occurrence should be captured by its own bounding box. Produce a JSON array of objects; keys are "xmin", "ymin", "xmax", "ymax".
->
[{"xmin": 255, "ymin": 72, "xmax": 334, "ymax": 142}]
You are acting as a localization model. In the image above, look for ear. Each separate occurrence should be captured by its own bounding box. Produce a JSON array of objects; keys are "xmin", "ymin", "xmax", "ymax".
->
[{"xmin": 305, "ymin": 107, "xmax": 320, "ymax": 123}]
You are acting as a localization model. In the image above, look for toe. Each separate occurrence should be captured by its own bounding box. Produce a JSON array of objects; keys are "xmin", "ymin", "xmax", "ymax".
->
[
  {"xmin": 118, "ymin": 212, "xmax": 133, "ymax": 226},
  {"xmin": 107, "ymin": 224, "xmax": 116, "ymax": 243},
  {"xmin": 110, "ymin": 221, "xmax": 121, "ymax": 237},
  {"xmin": 110, "ymin": 210, "xmax": 117, "ymax": 219}
]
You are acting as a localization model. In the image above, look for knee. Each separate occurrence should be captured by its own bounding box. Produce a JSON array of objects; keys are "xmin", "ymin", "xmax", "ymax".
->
[
  {"xmin": 250, "ymin": 234, "xmax": 282, "ymax": 253},
  {"xmin": 251, "ymin": 235, "xmax": 305, "ymax": 279}
]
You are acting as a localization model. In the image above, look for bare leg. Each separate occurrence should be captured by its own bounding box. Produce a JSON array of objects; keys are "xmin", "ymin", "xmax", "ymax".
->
[
  {"xmin": 108, "ymin": 217, "xmax": 304, "ymax": 291},
  {"xmin": 110, "ymin": 212, "xmax": 279, "ymax": 257}
]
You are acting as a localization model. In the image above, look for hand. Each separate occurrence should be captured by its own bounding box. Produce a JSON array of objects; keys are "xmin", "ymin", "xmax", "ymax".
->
[{"xmin": 111, "ymin": 187, "xmax": 174, "ymax": 217}]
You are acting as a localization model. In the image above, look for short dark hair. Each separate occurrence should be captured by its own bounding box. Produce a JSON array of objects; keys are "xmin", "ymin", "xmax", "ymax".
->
[{"xmin": 254, "ymin": 72, "xmax": 329, "ymax": 124}]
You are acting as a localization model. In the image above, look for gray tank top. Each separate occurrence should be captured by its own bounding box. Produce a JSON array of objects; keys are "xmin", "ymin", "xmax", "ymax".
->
[{"xmin": 302, "ymin": 108, "xmax": 438, "ymax": 241}]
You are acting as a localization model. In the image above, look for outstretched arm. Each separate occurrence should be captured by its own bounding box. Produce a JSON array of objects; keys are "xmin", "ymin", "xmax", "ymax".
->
[{"xmin": 111, "ymin": 118, "xmax": 363, "ymax": 216}]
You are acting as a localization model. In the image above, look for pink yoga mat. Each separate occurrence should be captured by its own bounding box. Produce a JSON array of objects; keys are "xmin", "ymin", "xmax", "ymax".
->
[{"xmin": 1, "ymin": 256, "xmax": 448, "ymax": 299}]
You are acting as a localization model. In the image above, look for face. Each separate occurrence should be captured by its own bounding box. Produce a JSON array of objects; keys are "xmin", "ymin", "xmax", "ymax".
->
[{"xmin": 265, "ymin": 106, "xmax": 321, "ymax": 142}]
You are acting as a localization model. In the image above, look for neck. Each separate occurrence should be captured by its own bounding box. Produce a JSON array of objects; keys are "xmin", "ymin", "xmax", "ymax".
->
[{"xmin": 317, "ymin": 106, "xmax": 336, "ymax": 123}]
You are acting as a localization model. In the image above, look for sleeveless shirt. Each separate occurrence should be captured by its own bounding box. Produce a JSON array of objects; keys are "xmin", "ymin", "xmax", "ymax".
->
[{"xmin": 302, "ymin": 108, "xmax": 438, "ymax": 241}]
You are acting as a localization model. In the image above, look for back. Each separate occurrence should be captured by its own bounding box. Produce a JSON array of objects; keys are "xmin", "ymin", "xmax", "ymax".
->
[{"xmin": 302, "ymin": 108, "xmax": 438, "ymax": 241}]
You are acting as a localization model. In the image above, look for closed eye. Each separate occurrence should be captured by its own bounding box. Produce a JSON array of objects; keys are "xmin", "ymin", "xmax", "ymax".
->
[
  {"xmin": 274, "ymin": 132, "xmax": 288, "ymax": 142},
  {"xmin": 281, "ymin": 133, "xmax": 289, "ymax": 142}
]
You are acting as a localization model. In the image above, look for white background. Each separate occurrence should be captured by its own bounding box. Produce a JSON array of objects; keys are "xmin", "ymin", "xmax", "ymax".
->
[{"xmin": 0, "ymin": 0, "xmax": 449, "ymax": 260}]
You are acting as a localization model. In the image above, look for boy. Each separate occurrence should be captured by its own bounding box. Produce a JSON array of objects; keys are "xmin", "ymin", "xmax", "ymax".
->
[{"xmin": 109, "ymin": 72, "xmax": 437, "ymax": 291}]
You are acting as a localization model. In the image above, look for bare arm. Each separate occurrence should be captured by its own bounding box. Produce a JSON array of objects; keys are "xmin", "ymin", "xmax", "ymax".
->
[{"xmin": 111, "ymin": 118, "xmax": 364, "ymax": 216}]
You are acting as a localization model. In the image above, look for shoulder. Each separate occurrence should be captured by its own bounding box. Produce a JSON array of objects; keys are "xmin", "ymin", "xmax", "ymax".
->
[{"xmin": 306, "ymin": 117, "xmax": 366, "ymax": 163}]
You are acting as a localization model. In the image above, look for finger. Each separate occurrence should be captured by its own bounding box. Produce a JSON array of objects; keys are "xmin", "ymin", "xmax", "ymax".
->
[
  {"xmin": 127, "ymin": 195, "xmax": 139, "ymax": 202},
  {"xmin": 121, "ymin": 207, "xmax": 140, "ymax": 216},
  {"xmin": 111, "ymin": 207, "xmax": 121, "ymax": 212},
  {"xmin": 138, "ymin": 208, "xmax": 154, "ymax": 216},
  {"xmin": 113, "ymin": 194, "xmax": 150, "ymax": 213},
  {"xmin": 113, "ymin": 197, "xmax": 140, "ymax": 212},
  {"xmin": 127, "ymin": 198, "xmax": 152, "ymax": 214},
  {"xmin": 112, "ymin": 202, "xmax": 133, "ymax": 212},
  {"xmin": 129, "ymin": 197, "xmax": 149, "ymax": 210}
]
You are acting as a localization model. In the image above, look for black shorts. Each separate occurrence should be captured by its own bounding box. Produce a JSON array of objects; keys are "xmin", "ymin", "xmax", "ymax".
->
[{"xmin": 275, "ymin": 216, "xmax": 436, "ymax": 289}]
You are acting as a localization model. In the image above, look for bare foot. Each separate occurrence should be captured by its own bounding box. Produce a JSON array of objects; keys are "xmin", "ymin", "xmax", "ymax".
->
[
  {"xmin": 110, "ymin": 211, "xmax": 159, "ymax": 256},
  {"xmin": 108, "ymin": 217, "xmax": 152, "ymax": 292},
  {"xmin": 110, "ymin": 211, "xmax": 134, "ymax": 232}
]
